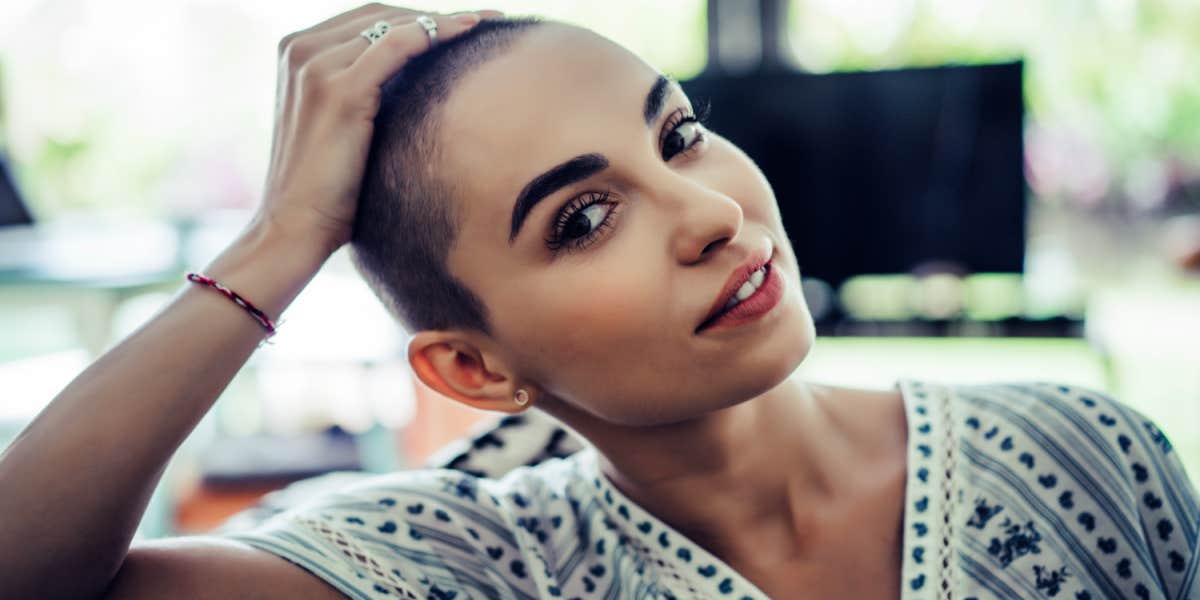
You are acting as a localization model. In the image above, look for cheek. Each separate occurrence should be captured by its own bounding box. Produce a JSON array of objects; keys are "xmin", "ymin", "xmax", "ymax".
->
[
  {"xmin": 537, "ymin": 273, "xmax": 650, "ymax": 361},
  {"xmin": 493, "ymin": 255, "xmax": 663, "ymax": 389}
]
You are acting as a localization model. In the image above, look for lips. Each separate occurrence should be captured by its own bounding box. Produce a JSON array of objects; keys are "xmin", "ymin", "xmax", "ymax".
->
[{"xmin": 696, "ymin": 246, "xmax": 773, "ymax": 332}]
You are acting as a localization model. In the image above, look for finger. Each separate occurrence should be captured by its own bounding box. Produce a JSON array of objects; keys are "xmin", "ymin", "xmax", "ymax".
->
[
  {"xmin": 316, "ymin": 5, "xmax": 495, "ymax": 48},
  {"xmin": 302, "ymin": 15, "xmax": 405, "ymax": 75},
  {"xmin": 280, "ymin": 5, "xmax": 420, "ymax": 65},
  {"xmin": 328, "ymin": 6, "xmax": 426, "ymax": 42},
  {"xmin": 349, "ymin": 14, "xmax": 483, "ymax": 86},
  {"xmin": 303, "ymin": 11, "xmax": 469, "ymax": 79},
  {"xmin": 279, "ymin": 3, "xmax": 387, "ymax": 56},
  {"xmin": 289, "ymin": 7, "xmax": 486, "ymax": 73}
]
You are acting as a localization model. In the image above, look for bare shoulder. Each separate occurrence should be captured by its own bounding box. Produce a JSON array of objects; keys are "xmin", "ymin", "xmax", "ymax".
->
[{"xmin": 105, "ymin": 537, "xmax": 347, "ymax": 599}]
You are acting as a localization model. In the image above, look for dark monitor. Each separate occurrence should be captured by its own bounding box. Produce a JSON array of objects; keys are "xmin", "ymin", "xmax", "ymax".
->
[
  {"xmin": 0, "ymin": 155, "xmax": 34, "ymax": 226},
  {"xmin": 681, "ymin": 61, "xmax": 1026, "ymax": 287}
]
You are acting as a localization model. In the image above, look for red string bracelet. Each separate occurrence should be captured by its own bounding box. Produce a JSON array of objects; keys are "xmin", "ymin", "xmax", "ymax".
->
[{"xmin": 185, "ymin": 272, "xmax": 278, "ymax": 338}]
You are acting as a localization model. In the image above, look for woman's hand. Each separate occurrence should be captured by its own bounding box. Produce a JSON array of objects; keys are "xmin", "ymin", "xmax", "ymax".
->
[{"xmin": 256, "ymin": 4, "xmax": 497, "ymax": 258}]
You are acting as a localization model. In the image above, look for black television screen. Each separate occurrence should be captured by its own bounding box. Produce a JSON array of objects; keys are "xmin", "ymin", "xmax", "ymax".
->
[
  {"xmin": 681, "ymin": 61, "xmax": 1026, "ymax": 287},
  {"xmin": 0, "ymin": 155, "xmax": 34, "ymax": 227}
]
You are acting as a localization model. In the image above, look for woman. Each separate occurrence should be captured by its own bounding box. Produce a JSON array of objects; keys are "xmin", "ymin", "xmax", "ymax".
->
[{"xmin": 1, "ymin": 5, "xmax": 1196, "ymax": 599}]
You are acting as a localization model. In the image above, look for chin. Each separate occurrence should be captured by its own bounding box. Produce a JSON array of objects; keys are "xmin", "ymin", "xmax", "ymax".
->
[
  {"xmin": 758, "ymin": 314, "xmax": 816, "ymax": 390},
  {"xmin": 698, "ymin": 316, "xmax": 818, "ymax": 419},
  {"xmin": 756, "ymin": 274, "xmax": 817, "ymax": 371},
  {"xmin": 568, "ymin": 301, "xmax": 816, "ymax": 428}
]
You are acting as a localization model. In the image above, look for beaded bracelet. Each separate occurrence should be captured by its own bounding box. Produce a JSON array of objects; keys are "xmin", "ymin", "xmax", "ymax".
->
[{"xmin": 185, "ymin": 272, "xmax": 278, "ymax": 337}]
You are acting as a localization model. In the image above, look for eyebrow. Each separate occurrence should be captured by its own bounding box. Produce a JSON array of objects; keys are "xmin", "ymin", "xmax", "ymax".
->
[{"xmin": 507, "ymin": 75, "xmax": 675, "ymax": 245}]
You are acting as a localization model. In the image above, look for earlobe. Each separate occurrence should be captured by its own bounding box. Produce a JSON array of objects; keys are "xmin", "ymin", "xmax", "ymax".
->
[{"xmin": 406, "ymin": 331, "xmax": 529, "ymax": 413}]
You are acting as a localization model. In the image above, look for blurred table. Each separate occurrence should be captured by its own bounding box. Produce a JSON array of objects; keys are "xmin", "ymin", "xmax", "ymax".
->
[{"xmin": 0, "ymin": 218, "xmax": 184, "ymax": 356}]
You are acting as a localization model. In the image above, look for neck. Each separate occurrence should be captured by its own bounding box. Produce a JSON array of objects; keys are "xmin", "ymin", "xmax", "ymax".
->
[{"xmin": 545, "ymin": 376, "xmax": 858, "ymax": 564}]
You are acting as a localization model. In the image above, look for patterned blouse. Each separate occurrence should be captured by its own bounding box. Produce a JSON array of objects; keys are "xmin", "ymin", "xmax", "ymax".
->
[{"xmin": 223, "ymin": 381, "xmax": 1200, "ymax": 599}]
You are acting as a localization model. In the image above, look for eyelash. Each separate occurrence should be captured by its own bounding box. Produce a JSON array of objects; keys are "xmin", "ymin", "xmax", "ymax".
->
[{"xmin": 544, "ymin": 102, "xmax": 712, "ymax": 255}]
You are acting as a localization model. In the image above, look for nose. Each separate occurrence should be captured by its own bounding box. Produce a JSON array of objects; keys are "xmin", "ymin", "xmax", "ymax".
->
[{"xmin": 663, "ymin": 179, "xmax": 744, "ymax": 265}]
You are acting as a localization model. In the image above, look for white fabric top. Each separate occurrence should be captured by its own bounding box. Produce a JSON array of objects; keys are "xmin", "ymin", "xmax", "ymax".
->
[{"xmin": 224, "ymin": 380, "xmax": 1200, "ymax": 599}]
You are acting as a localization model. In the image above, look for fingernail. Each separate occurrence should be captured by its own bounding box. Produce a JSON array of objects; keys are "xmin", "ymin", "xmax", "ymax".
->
[{"xmin": 455, "ymin": 12, "xmax": 481, "ymax": 26}]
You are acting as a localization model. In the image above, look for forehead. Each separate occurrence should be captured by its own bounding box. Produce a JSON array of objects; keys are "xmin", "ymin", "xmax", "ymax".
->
[{"xmin": 437, "ymin": 24, "xmax": 661, "ymax": 240}]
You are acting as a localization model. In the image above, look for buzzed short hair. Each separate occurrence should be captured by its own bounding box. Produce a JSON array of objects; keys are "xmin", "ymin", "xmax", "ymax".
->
[{"xmin": 350, "ymin": 17, "xmax": 543, "ymax": 335}]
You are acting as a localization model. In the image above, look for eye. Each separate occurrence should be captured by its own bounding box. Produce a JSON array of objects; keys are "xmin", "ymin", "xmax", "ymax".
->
[
  {"xmin": 545, "ymin": 191, "xmax": 619, "ymax": 254},
  {"xmin": 659, "ymin": 104, "xmax": 710, "ymax": 161},
  {"xmin": 561, "ymin": 203, "xmax": 608, "ymax": 242},
  {"xmin": 662, "ymin": 119, "xmax": 704, "ymax": 161}
]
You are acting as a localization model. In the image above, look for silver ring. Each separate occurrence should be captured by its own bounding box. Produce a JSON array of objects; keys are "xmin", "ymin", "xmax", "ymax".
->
[
  {"xmin": 360, "ymin": 20, "xmax": 390, "ymax": 45},
  {"xmin": 415, "ymin": 15, "xmax": 439, "ymax": 48}
]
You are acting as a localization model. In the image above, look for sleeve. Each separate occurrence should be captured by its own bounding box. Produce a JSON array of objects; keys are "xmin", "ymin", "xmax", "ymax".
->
[
  {"xmin": 1095, "ymin": 389, "xmax": 1200, "ymax": 599},
  {"xmin": 216, "ymin": 411, "xmax": 585, "ymax": 535},
  {"xmin": 221, "ymin": 469, "xmax": 528, "ymax": 600}
]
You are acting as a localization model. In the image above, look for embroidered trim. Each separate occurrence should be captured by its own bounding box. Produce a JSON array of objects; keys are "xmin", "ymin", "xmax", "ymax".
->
[
  {"xmin": 937, "ymin": 385, "xmax": 957, "ymax": 599},
  {"xmin": 577, "ymin": 448, "xmax": 771, "ymax": 600},
  {"xmin": 297, "ymin": 516, "xmax": 422, "ymax": 597}
]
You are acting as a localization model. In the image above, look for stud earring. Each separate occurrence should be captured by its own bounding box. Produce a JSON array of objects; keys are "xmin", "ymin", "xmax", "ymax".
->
[{"xmin": 513, "ymin": 389, "xmax": 530, "ymax": 406}]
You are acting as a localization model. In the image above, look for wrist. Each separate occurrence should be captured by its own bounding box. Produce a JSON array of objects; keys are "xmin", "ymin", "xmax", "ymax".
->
[
  {"xmin": 255, "ymin": 203, "xmax": 352, "ymax": 261},
  {"xmin": 198, "ymin": 218, "xmax": 332, "ymax": 321},
  {"xmin": 251, "ymin": 211, "xmax": 341, "ymax": 265}
]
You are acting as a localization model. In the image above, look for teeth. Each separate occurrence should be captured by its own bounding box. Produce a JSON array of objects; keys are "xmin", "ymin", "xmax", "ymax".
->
[
  {"xmin": 735, "ymin": 280, "xmax": 757, "ymax": 301},
  {"xmin": 723, "ymin": 266, "xmax": 768, "ymax": 310},
  {"xmin": 750, "ymin": 267, "xmax": 765, "ymax": 287}
]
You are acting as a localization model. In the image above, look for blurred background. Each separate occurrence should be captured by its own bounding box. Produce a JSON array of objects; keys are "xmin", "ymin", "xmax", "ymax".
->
[{"xmin": 1, "ymin": 0, "xmax": 1198, "ymax": 538}]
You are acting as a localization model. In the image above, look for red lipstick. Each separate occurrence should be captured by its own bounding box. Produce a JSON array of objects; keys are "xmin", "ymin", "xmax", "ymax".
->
[{"xmin": 696, "ymin": 248, "xmax": 781, "ymax": 333}]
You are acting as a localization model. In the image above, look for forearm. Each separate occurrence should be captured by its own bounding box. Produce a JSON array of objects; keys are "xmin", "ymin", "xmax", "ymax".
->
[{"xmin": 0, "ymin": 218, "xmax": 329, "ymax": 598}]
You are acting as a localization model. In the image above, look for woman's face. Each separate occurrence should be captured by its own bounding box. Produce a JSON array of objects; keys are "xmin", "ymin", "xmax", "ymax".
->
[{"xmin": 434, "ymin": 23, "xmax": 815, "ymax": 426}]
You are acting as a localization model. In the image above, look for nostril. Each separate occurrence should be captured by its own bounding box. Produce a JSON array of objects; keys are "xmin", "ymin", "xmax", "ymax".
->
[{"xmin": 701, "ymin": 238, "xmax": 727, "ymax": 256}]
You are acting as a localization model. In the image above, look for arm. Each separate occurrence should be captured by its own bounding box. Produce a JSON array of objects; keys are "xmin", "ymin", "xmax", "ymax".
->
[
  {"xmin": 0, "ymin": 220, "xmax": 325, "ymax": 598},
  {"xmin": 0, "ymin": 6, "xmax": 489, "ymax": 599},
  {"xmin": 107, "ymin": 537, "xmax": 349, "ymax": 600}
]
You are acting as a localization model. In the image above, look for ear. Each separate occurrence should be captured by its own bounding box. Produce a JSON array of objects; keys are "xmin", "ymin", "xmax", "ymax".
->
[{"xmin": 406, "ymin": 330, "xmax": 530, "ymax": 414}]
